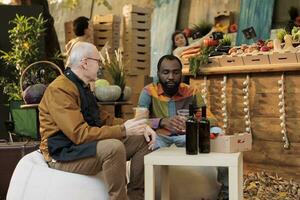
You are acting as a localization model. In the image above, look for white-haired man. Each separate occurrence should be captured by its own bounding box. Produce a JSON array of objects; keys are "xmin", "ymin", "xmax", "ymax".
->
[{"xmin": 39, "ymin": 42, "xmax": 156, "ymax": 200}]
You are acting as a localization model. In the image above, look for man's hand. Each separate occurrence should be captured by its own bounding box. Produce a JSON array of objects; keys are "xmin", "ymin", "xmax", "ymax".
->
[
  {"xmin": 144, "ymin": 126, "xmax": 156, "ymax": 150},
  {"xmin": 124, "ymin": 118, "xmax": 147, "ymax": 134},
  {"xmin": 123, "ymin": 118, "xmax": 156, "ymax": 150},
  {"xmin": 160, "ymin": 115, "xmax": 186, "ymax": 134}
]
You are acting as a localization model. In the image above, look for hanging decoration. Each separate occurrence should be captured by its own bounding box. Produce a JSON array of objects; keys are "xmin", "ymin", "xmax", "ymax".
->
[
  {"xmin": 278, "ymin": 73, "xmax": 290, "ymax": 149},
  {"xmin": 243, "ymin": 75, "xmax": 252, "ymax": 134},
  {"xmin": 201, "ymin": 76, "xmax": 208, "ymax": 104},
  {"xmin": 221, "ymin": 75, "xmax": 227, "ymax": 134}
]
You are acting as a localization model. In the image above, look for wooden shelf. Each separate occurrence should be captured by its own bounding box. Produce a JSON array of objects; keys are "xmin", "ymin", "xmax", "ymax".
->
[{"xmin": 183, "ymin": 63, "xmax": 300, "ymax": 76}]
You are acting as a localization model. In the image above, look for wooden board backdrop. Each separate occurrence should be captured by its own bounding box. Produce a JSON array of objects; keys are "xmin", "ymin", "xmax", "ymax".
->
[
  {"xmin": 236, "ymin": 0, "xmax": 275, "ymax": 45},
  {"xmin": 190, "ymin": 71, "xmax": 300, "ymax": 182}
]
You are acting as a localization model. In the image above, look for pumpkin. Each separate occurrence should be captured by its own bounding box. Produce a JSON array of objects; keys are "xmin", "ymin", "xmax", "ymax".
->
[
  {"xmin": 95, "ymin": 85, "xmax": 121, "ymax": 102},
  {"xmin": 122, "ymin": 86, "xmax": 132, "ymax": 101}
]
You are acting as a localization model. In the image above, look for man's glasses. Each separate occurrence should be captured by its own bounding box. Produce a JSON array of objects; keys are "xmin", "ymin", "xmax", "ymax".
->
[
  {"xmin": 86, "ymin": 57, "xmax": 103, "ymax": 77},
  {"xmin": 86, "ymin": 57, "xmax": 102, "ymax": 68}
]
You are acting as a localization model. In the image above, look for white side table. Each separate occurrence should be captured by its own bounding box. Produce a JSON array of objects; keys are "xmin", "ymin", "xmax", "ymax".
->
[{"xmin": 144, "ymin": 147, "xmax": 243, "ymax": 200}]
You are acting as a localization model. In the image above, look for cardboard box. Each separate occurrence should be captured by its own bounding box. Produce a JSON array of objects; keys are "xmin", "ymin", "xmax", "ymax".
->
[
  {"xmin": 210, "ymin": 133, "xmax": 252, "ymax": 153},
  {"xmin": 269, "ymin": 52, "xmax": 298, "ymax": 64},
  {"xmin": 243, "ymin": 54, "xmax": 270, "ymax": 65},
  {"xmin": 219, "ymin": 55, "xmax": 244, "ymax": 66},
  {"xmin": 206, "ymin": 57, "xmax": 221, "ymax": 67}
]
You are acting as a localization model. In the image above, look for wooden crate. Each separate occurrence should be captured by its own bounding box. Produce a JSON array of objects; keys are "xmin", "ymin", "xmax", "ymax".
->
[
  {"xmin": 269, "ymin": 52, "xmax": 297, "ymax": 64},
  {"xmin": 243, "ymin": 54, "xmax": 270, "ymax": 65},
  {"xmin": 122, "ymin": 4, "xmax": 152, "ymax": 15},
  {"xmin": 93, "ymin": 14, "xmax": 121, "ymax": 52},
  {"xmin": 219, "ymin": 55, "xmax": 244, "ymax": 66},
  {"xmin": 124, "ymin": 13, "xmax": 151, "ymax": 29},
  {"xmin": 122, "ymin": 5, "xmax": 152, "ymax": 76},
  {"xmin": 124, "ymin": 52, "xmax": 150, "ymax": 61},
  {"xmin": 64, "ymin": 21, "xmax": 75, "ymax": 44}
]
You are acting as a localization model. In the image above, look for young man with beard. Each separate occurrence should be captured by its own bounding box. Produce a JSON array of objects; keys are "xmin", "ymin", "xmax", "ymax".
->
[{"xmin": 138, "ymin": 54, "xmax": 229, "ymax": 200}]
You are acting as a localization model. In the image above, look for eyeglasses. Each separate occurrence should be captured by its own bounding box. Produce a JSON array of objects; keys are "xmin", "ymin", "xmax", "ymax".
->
[{"xmin": 86, "ymin": 57, "xmax": 102, "ymax": 69}]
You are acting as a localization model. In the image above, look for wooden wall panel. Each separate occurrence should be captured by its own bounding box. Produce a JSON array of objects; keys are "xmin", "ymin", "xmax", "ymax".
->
[
  {"xmin": 244, "ymin": 140, "xmax": 300, "ymax": 167},
  {"xmin": 190, "ymin": 72, "xmax": 300, "ymax": 180}
]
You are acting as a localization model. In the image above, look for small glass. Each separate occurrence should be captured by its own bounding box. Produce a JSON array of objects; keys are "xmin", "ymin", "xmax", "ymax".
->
[
  {"xmin": 177, "ymin": 109, "xmax": 189, "ymax": 132},
  {"xmin": 133, "ymin": 107, "xmax": 149, "ymax": 119}
]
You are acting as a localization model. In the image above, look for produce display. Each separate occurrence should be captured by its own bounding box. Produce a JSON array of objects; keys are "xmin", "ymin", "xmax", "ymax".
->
[{"xmin": 178, "ymin": 25, "xmax": 300, "ymax": 77}]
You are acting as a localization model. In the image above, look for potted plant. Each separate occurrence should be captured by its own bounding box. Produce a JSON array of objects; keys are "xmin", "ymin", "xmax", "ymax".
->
[
  {"xmin": 0, "ymin": 13, "xmax": 46, "ymax": 101},
  {"xmin": 97, "ymin": 48, "xmax": 132, "ymax": 101}
]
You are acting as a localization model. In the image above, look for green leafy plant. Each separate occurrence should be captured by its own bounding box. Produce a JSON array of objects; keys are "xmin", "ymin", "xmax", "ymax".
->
[
  {"xmin": 191, "ymin": 21, "xmax": 213, "ymax": 38},
  {"xmin": 277, "ymin": 29, "xmax": 287, "ymax": 43},
  {"xmin": 100, "ymin": 48, "xmax": 126, "ymax": 91},
  {"xmin": 0, "ymin": 13, "xmax": 46, "ymax": 101},
  {"xmin": 189, "ymin": 47, "xmax": 214, "ymax": 77},
  {"xmin": 219, "ymin": 34, "xmax": 232, "ymax": 46}
]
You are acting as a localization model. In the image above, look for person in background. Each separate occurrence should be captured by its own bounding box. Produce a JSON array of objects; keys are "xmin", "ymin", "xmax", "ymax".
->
[
  {"xmin": 39, "ymin": 41, "xmax": 156, "ymax": 200},
  {"xmin": 65, "ymin": 16, "xmax": 94, "ymax": 58},
  {"xmin": 138, "ymin": 54, "xmax": 228, "ymax": 200},
  {"xmin": 172, "ymin": 30, "xmax": 189, "ymax": 51}
]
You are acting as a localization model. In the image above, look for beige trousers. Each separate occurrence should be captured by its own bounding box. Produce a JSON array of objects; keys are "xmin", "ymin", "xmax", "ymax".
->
[{"xmin": 49, "ymin": 135, "xmax": 150, "ymax": 200}]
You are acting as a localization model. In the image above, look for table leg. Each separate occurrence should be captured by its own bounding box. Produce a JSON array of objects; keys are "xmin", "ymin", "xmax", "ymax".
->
[
  {"xmin": 161, "ymin": 165, "xmax": 170, "ymax": 200},
  {"xmin": 238, "ymin": 153, "xmax": 244, "ymax": 200},
  {"xmin": 229, "ymin": 154, "xmax": 244, "ymax": 200},
  {"xmin": 145, "ymin": 164, "xmax": 155, "ymax": 200},
  {"xmin": 115, "ymin": 104, "xmax": 122, "ymax": 118},
  {"xmin": 229, "ymin": 166, "xmax": 238, "ymax": 200}
]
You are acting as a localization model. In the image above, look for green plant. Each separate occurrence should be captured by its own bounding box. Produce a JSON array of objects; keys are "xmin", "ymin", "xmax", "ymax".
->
[
  {"xmin": 100, "ymin": 49, "xmax": 126, "ymax": 91},
  {"xmin": 277, "ymin": 29, "xmax": 287, "ymax": 43},
  {"xmin": 219, "ymin": 34, "xmax": 232, "ymax": 46},
  {"xmin": 0, "ymin": 13, "xmax": 46, "ymax": 101},
  {"xmin": 189, "ymin": 47, "xmax": 214, "ymax": 77},
  {"xmin": 191, "ymin": 21, "xmax": 213, "ymax": 38}
]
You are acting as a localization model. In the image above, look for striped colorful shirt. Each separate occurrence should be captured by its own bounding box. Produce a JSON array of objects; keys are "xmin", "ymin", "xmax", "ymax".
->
[{"xmin": 138, "ymin": 82, "xmax": 217, "ymax": 133}]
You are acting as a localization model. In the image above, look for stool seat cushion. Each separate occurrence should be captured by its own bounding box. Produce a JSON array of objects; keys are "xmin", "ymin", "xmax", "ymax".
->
[{"xmin": 6, "ymin": 150, "xmax": 108, "ymax": 200}]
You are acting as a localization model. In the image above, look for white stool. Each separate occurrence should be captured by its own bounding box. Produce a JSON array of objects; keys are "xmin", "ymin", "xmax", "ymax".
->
[{"xmin": 6, "ymin": 150, "xmax": 108, "ymax": 200}]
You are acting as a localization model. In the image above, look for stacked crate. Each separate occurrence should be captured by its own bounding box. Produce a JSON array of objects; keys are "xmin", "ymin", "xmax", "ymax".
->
[
  {"xmin": 64, "ymin": 21, "xmax": 75, "ymax": 45},
  {"xmin": 93, "ymin": 14, "xmax": 121, "ymax": 54},
  {"xmin": 121, "ymin": 5, "xmax": 152, "ymax": 119},
  {"xmin": 122, "ymin": 4, "xmax": 152, "ymax": 75}
]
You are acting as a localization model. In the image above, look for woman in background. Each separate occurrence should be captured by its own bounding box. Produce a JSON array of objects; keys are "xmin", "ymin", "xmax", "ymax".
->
[{"xmin": 172, "ymin": 30, "xmax": 189, "ymax": 51}]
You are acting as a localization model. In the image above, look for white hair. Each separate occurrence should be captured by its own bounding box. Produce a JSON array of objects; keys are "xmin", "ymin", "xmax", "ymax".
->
[{"xmin": 68, "ymin": 42, "xmax": 98, "ymax": 68}]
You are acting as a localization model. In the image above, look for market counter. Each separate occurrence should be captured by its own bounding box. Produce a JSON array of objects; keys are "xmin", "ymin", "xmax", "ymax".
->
[{"xmin": 184, "ymin": 62, "xmax": 300, "ymax": 182}]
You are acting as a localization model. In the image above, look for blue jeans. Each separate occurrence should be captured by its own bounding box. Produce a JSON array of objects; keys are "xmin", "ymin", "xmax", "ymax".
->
[{"xmin": 154, "ymin": 127, "xmax": 228, "ymax": 190}]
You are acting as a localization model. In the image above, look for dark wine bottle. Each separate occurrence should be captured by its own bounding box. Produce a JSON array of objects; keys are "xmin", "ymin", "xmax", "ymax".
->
[
  {"xmin": 199, "ymin": 105, "xmax": 210, "ymax": 153},
  {"xmin": 186, "ymin": 104, "xmax": 198, "ymax": 155}
]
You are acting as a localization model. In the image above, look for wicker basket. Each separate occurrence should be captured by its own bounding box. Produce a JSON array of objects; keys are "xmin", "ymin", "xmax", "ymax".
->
[{"xmin": 20, "ymin": 61, "xmax": 63, "ymax": 104}]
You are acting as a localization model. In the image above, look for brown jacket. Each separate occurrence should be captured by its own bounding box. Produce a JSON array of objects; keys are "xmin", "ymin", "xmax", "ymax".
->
[{"xmin": 39, "ymin": 74, "xmax": 124, "ymax": 162}]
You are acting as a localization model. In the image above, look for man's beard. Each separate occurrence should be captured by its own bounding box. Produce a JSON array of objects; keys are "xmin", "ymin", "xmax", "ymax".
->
[{"xmin": 159, "ymin": 77, "xmax": 180, "ymax": 97}]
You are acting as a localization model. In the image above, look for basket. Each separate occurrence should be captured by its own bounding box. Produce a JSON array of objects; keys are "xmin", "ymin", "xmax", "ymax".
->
[{"xmin": 20, "ymin": 61, "xmax": 63, "ymax": 104}]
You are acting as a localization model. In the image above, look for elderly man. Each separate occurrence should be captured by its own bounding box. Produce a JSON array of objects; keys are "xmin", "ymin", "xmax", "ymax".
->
[
  {"xmin": 39, "ymin": 42, "xmax": 155, "ymax": 200},
  {"xmin": 138, "ymin": 54, "xmax": 228, "ymax": 200}
]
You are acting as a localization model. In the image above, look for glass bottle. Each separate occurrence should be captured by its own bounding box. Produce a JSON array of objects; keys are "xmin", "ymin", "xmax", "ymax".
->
[
  {"xmin": 199, "ymin": 105, "xmax": 210, "ymax": 153},
  {"xmin": 186, "ymin": 104, "xmax": 198, "ymax": 155}
]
